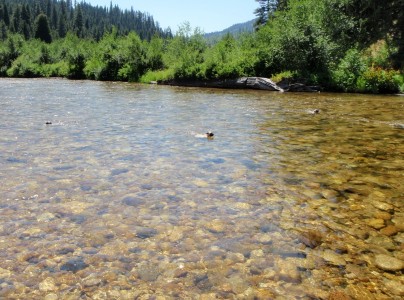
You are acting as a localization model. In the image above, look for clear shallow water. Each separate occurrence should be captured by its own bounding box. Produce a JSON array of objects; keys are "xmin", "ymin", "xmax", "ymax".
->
[{"xmin": 0, "ymin": 78, "xmax": 403, "ymax": 299}]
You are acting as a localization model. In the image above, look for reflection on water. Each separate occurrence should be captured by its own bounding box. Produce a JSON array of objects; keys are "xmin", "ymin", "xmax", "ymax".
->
[{"xmin": 0, "ymin": 78, "xmax": 403, "ymax": 299}]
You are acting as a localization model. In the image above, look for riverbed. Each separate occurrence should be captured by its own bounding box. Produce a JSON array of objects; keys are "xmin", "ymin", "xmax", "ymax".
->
[{"xmin": 0, "ymin": 78, "xmax": 403, "ymax": 299}]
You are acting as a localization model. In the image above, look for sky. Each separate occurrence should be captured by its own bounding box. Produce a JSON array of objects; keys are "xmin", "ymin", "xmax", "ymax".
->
[{"xmin": 85, "ymin": 0, "xmax": 257, "ymax": 33}]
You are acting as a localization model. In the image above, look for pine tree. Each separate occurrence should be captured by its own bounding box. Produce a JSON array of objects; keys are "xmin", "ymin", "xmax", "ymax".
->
[
  {"xmin": 46, "ymin": 0, "xmax": 52, "ymax": 18},
  {"xmin": 0, "ymin": 1, "xmax": 10, "ymax": 26},
  {"xmin": 58, "ymin": 12, "xmax": 66, "ymax": 38},
  {"xmin": 21, "ymin": 4, "xmax": 32, "ymax": 39},
  {"xmin": 254, "ymin": 0, "xmax": 288, "ymax": 29},
  {"xmin": 0, "ymin": 19, "xmax": 7, "ymax": 40},
  {"xmin": 10, "ymin": 5, "xmax": 21, "ymax": 33},
  {"xmin": 51, "ymin": 5, "xmax": 58, "ymax": 29},
  {"xmin": 34, "ymin": 13, "xmax": 52, "ymax": 43},
  {"xmin": 73, "ymin": 4, "xmax": 83, "ymax": 37}
]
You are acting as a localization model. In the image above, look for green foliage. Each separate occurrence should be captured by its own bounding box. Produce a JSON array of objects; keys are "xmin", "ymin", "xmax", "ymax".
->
[
  {"xmin": 0, "ymin": 33, "xmax": 23, "ymax": 75},
  {"xmin": 0, "ymin": 20, "xmax": 7, "ymax": 40},
  {"xmin": 139, "ymin": 69, "xmax": 175, "ymax": 83},
  {"xmin": 203, "ymin": 33, "xmax": 255, "ymax": 79},
  {"xmin": 2, "ymin": 0, "xmax": 171, "ymax": 41},
  {"xmin": 6, "ymin": 54, "xmax": 38, "ymax": 77},
  {"xmin": 144, "ymin": 35, "xmax": 164, "ymax": 71},
  {"xmin": 254, "ymin": 0, "xmax": 334, "ymax": 78},
  {"xmin": 73, "ymin": 5, "xmax": 83, "ymax": 38},
  {"xmin": 163, "ymin": 23, "xmax": 207, "ymax": 79},
  {"xmin": 331, "ymin": 48, "xmax": 366, "ymax": 92},
  {"xmin": 60, "ymin": 33, "xmax": 91, "ymax": 79},
  {"xmin": 357, "ymin": 68, "xmax": 401, "ymax": 94},
  {"xmin": 331, "ymin": 43, "xmax": 402, "ymax": 93},
  {"xmin": 270, "ymin": 70, "xmax": 298, "ymax": 83},
  {"xmin": 396, "ymin": 75, "xmax": 404, "ymax": 93},
  {"xmin": 84, "ymin": 29, "xmax": 152, "ymax": 82},
  {"xmin": 363, "ymin": 40, "xmax": 394, "ymax": 69}
]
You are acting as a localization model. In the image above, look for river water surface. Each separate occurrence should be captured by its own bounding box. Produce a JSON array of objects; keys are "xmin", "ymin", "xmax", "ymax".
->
[{"xmin": 0, "ymin": 78, "xmax": 403, "ymax": 299}]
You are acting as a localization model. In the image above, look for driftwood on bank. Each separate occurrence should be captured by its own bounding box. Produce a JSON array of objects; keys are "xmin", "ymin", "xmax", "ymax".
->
[{"xmin": 158, "ymin": 77, "xmax": 321, "ymax": 92}]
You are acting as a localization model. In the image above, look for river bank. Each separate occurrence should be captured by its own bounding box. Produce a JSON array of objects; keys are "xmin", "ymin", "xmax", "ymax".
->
[{"xmin": 158, "ymin": 77, "xmax": 321, "ymax": 92}]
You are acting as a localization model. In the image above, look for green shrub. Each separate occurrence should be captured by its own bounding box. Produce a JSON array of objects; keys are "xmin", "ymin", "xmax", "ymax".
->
[
  {"xmin": 40, "ymin": 61, "xmax": 69, "ymax": 77},
  {"xmin": 395, "ymin": 74, "xmax": 404, "ymax": 93},
  {"xmin": 357, "ymin": 67, "xmax": 401, "ymax": 94},
  {"xmin": 270, "ymin": 71, "xmax": 298, "ymax": 83},
  {"xmin": 363, "ymin": 40, "xmax": 393, "ymax": 69},
  {"xmin": 139, "ymin": 69, "xmax": 175, "ymax": 83},
  {"xmin": 84, "ymin": 57, "xmax": 105, "ymax": 80},
  {"xmin": 6, "ymin": 55, "xmax": 40, "ymax": 77},
  {"xmin": 331, "ymin": 48, "xmax": 366, "ymax": 92}
]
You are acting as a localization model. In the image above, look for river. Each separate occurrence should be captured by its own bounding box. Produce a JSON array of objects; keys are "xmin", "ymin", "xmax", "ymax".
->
[{"xmin": 0, "ymin": 78, "xmax": 403, "ymax": 299}]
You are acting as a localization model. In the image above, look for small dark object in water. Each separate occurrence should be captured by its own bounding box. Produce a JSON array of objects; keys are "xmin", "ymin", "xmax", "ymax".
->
[
  {"xmin": 60, "ymin": 257, "xmax": 88, "ymax": 273},
  {"xmin": 206, "ymin": 132, "xmax": 214, "ymax": 137},
  {"xmin": 313, "ymin": 109, "xmax": 320, "ymax": 114},
  {"xmin": 45, "ymin": 121, "xmax": 52, "ymax": 125}
]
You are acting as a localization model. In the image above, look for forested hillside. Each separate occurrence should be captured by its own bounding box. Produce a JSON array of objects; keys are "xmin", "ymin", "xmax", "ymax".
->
[
  {"xmin": 0, "ymin": 0, "xmax": 403, "ymax": 93},
  {"xmin": 204, "ymin": 19, "xmax": 255, "ymax": 44},
  {"xmin": 0, "ymin": 0, "xmax": 172, "ymax": 41}
]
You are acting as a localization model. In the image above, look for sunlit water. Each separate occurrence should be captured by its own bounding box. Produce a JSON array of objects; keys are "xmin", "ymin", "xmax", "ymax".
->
[{"xmin": 0, "ymin": 78, "xmax": 403, "ymax": 299}]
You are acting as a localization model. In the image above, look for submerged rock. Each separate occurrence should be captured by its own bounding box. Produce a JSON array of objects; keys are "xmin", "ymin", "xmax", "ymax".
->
[
  {"xmin": 60, "ymin": 257, "xmax": 89, "ymax": 273},
  {"xmin": 380, "ymin": 225, "xmax": 398, "ymax": 236},
  {"xmin": 367, "ymin": 218, "xmax": 385, "ymax": 229},
  {"xmin": 374, "ymin": 254, "xmax": 403, "ymax": 271},
  {"xmin": 322, "ymin": 250, "xmax": 346, "ymax": 266},
  {"xmin": 39, "ymin": 277, "xmax": 57, "ymax": 292},
  {"xmin": 122, "ymin": 196, "xmax": 144, "ymax": 207},
  {"xmin": 298, "ymin": 230, "xmax": 323, "ymax": 249},
  {"xmin": 135, "ymin": 227, "xmax": 158, "ymax": 239}
]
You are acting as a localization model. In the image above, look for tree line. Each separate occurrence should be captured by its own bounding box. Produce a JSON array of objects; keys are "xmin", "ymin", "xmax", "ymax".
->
[
  {"xmin": 0, "ymin": 0, "xmax": 172, "ymax": 41},
  {"xmin": 0, "ymin": 0, "xmax": 403, "ymax": 93}
]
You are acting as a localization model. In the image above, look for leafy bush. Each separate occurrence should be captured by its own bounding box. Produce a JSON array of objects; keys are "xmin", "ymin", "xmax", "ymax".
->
[
  {"xmin": 331, "ymin": 48, "xmax": 366, "ymax": 92},
  {"xmin": 363, "ymin": 40, "xmax": 393, "ymax": 69},
  {"xmin": 270, "ymin": 71, "xmax": 298, "ymax": 83},
  {"xmin": 395, "ymin": 74, "xmax": 404, "ymax": 93},
  {"xmin": 139, "ymin": 69, "xmax": 175, "ymax": 83},
  {"xmin": 163, "ymin": 23, "xmax": 207, "ymax": 80},
  {"xmin": 6, "ymin": 54, "xmax": 39, "ymax": 77},
  {"xmin": 357, "ymin": 67, "xmax": 401, "ymax": 94}
]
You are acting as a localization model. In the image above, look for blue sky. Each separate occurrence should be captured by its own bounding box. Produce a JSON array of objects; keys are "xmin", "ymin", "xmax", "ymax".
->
[{"xmin": 85, "ymin": 0, "xmax": 257, "ymax": 33}]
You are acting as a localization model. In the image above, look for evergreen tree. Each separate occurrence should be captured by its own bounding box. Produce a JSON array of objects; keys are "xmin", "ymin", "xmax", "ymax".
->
[
  {"xmin": 254, "ymin": 0, "xmax": 278, "ymax": 28},
  {"xmin": 34, "ymin": 13, "xmax": 52, "ymax": 43},
  {"xmin": 46, "ymin": 0, "xmax": 52, "ymax": 18},
  {"xmin": 0, "ymin": 1, "xmax": 10, "ymax": 26},
  {"xmin": 10, "ymin": 5, "xmax": 21, "ymax": 33},
  {"xmin": 51, "ymin": 5, "xmax": 58, "ymax": 29},
  {"xmin": 73, "ymin": 4, "xmax": 83, "ymax": 37},
  {"xmin": 57, "ymin": 11, "xmax": 66, "ymax": 38},
  {"xmin": 1, "ymin": 0, "xmax": 173, "ymax": 41},
  {"xmin": 34, "ymin": 1, "xmax": 42, "ymax": 17},
  {"xmin": 20, "ymin": 4, "xmax": 32, "ymax": 39},
  {"xmin": 0, "ymin": 19, "xmax": 7, "ymax": 40}
]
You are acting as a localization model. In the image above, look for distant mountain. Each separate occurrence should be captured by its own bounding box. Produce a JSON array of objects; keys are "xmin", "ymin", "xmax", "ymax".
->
[{"xmin": 204, "ymin": 19, "xmax": 256, "ymax": 43}]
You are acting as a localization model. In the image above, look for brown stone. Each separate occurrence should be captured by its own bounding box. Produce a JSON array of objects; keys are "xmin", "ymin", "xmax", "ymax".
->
[
  {"xmin": 380, "ymin": 225, "xmax": 398, "ymax": 236},
  {"xmin": 374, "ymin": 211, "xmax": 392, "ymax": 220},
  {"xmin": 329, "ymin": 290, "xmax": 351, "ymax": 300},
  {"xmin": 367, "ymin": 218, "xmax": 385, "ymax": 229},
  {"xmin": 298, "ymin": 230, "xmax": 323, "ymax": 249},
  {"xmin": 174, "ymin": 268, "xmax": 188, "ymax": 278},
  {"xmin": 375, "ymin": 254, "xmax": 404, "ymax": 271}
]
